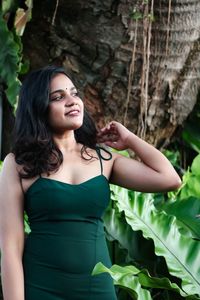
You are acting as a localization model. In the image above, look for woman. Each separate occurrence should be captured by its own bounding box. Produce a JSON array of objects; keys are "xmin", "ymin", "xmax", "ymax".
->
[{"xmin": 0, "ymin": 65, "xmax": 181, "ymax": 300}]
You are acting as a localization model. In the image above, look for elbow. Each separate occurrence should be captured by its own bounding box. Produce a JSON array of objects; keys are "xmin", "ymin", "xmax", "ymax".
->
[{"xmin": 167, "ymin": 175, "xmax": 182, "ymax": 191}]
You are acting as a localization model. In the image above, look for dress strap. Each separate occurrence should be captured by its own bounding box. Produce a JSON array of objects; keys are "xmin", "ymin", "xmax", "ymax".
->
[
  {"xmin": 95, "ymin": 146, "xmax": 112, "ymax": 175},
  {"xmin": 96, "ymin": 147, "xmax": 103, "ymax": 174}
]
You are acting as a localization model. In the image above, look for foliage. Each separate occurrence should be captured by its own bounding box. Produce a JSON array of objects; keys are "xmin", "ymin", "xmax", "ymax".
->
[
  {"xmin": 92, "ymin": 151, "xmax": 200, "ymax": 299},
  {"xmin": 162, "ymin": 197, "xmax": 200, "ymax": 240},
  {"xmin": 0, "ymin": 0, "xmax": 32, "ymax": 106},
  {"xmin": 180, "ymin": 155, "xmax": 200, "ymax": 200},
  {"xmin": 92, "ymin": 263, "xmax": 199, "ymax": 300},
  {"xmin": 0, "ymin": 12, "xmax": 21, "ymax": 106},
  {"xmin": 182, "ymin": 97, "xmax": 200, "ymax": 154},
  {"xmin": 130, "ymin": 0, "xmax": 154, "ymax": 21},
  {"xmin": 24, "ymin": 212, "xmax": 31, "ymax": 234}
]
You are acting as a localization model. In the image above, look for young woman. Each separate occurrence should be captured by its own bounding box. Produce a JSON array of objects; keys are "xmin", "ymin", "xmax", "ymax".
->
[{"xmin": 0, "ymin": 65, "xmax": 181, "ymax": 300}]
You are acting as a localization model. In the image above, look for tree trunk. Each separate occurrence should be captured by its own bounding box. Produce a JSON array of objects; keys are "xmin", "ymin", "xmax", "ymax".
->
[{"xmin": 21, "ymin": 0, "xmax": 200, "ymax": 147}]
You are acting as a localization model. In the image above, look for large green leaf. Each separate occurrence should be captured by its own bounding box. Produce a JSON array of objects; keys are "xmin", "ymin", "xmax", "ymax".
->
[
  {"xmin": 162, "ymin": 197, "xmax": 200, "ymax": 240},
  {"xmin": 92, "ymin": 263, "xmax": 152, "ymax": 300},
  {"xmin": 92, "ymin": 263, "xmax": 200, "ymax": 299},
  {"xmin": 103, "ymin": 186, "xmax": 157, "ymax": 269},
  {"xmin": 0, "ymin": 12, "xmax": 21, "ymax": 105},
  {"xmin": 113, "ymin": 187, "xmax": 200, "ymax": 296}
]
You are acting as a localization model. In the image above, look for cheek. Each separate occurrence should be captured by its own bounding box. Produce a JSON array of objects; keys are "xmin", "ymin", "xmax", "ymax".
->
[{"xmin": 47, "ymin": 107, "xmax": 61, "ymax": 127}]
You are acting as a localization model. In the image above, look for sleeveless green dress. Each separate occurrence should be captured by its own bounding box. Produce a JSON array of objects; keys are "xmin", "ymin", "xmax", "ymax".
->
[{"xmin": 22, "ymin": 149, "xmax": 117, "ymax": 300}]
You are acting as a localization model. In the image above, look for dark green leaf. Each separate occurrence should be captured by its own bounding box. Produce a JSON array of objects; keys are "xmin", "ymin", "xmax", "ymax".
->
[{"xmin": 0, "ymin": 12, "xmax": 22, "ymax": 105}]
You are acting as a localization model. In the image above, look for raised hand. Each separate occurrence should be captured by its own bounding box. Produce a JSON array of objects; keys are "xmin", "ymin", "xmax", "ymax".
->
[
  {"xmin": 97, "ymin": 121, "xmax": 181, "ymax": 192},
  {"xmin": 97, "ymin": 121, "xmax": 131, "ymax": 150}
]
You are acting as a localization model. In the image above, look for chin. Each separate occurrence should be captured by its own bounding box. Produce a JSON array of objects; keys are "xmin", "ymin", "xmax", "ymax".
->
[{"xmin": 69, "ymin": 120, "xmax": 83, "ymax": 130}]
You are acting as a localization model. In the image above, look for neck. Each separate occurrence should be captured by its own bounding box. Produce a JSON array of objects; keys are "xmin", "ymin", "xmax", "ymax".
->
[{"xmin": 52, "ymin": 130, "xmax": 78, "ymax": 152}]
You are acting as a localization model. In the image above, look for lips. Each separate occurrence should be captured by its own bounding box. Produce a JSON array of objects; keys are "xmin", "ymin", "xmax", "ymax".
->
[{"xmin": 65, "ymin": 109, "xmax": 80, "ymax": 115}]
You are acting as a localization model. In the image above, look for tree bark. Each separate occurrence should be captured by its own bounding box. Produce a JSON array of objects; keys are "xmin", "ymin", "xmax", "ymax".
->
[{"xmin": 21, "ymin": 0, "xmax": 200, "ymax": 147}]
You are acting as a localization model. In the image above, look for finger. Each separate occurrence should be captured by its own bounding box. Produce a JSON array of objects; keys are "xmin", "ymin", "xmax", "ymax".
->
[
  {"xmin": 97, "ymin": 134, "xmax": 118, "ymax": 143},
  {"xmin": 104, "ymin": 141, "xmax": 118, "ymax": 148}
]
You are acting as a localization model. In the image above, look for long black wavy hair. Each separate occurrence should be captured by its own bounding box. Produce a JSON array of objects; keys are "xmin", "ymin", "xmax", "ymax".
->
[{"xmin": 12, "ymin": 65, "xmax": 99, "ymax": 178}]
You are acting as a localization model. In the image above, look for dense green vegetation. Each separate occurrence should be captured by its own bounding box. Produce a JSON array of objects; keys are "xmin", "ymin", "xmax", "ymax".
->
[{"xmin": 92, "ymin": 151, "xmax": 200, "ymax": 299}]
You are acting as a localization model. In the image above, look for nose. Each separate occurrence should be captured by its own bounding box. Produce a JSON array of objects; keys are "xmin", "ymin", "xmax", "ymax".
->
[{"xmin": 64, "ymin": 94, "xmax": 77, "ymax": 107}]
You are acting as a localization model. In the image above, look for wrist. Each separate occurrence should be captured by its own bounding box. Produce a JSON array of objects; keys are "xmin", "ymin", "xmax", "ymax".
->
[{"xmin": 124, "ymin": 131, "xmax": 136, "ymax": 149}]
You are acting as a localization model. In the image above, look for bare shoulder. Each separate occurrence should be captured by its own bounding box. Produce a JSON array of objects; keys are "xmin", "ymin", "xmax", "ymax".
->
[
  {"xmin": 3, "ymin": 152, "xmax": 15, "ymax": 163},
  {"xmin": 0, "ymin": 152, "xmax": 24, "ymax": 209},
  {"xmin": 0, "ymin": 155, "xmax": 25, "ymax": 254},
  {"xmin": 1, "ymin": 152, "xmax": 16, "ymax": 172},
  {"xmin": 0, "ymin": 152, "xmax": 21, "ymax": 182}
]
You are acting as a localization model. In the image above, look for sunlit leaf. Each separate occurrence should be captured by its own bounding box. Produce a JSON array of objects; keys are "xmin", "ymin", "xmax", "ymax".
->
[
  {"xmin": 113, "ymin": 187, "xmax": 200, "ymax": 296},
  {"xmin": 92, "ymin": 263, "xmax": 200, "ymax": 299},
  {"xmin": 191, "ymin": 155, "xmax": 200, "ymax": 177},
  {"xmin": 14, "ymin": 0, "xmax": 33, "ymax": 36},
  {"xmin": 92, "ymin": 263, "xmax": 152, "ymax": 300}
]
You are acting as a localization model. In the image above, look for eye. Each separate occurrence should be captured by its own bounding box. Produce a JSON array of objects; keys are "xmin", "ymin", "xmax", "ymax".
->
[
  {"xmin": 71, "ymin": 91, "xmax": 79, "ymax": 97},
  {"xmin": 50, "ymin": 94, "xmax": 64, "ymax": 102}
]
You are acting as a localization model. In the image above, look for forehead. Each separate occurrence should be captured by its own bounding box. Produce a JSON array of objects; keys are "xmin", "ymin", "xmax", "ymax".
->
[{"xmin": 50, "ymin": 73, "xmax": 74, "ymax": 91}]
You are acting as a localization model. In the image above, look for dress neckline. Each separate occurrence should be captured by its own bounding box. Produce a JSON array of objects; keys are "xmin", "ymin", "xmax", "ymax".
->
[{"xmin": 25, "ymin": 174, "xmax": 109, "ymax": 195}]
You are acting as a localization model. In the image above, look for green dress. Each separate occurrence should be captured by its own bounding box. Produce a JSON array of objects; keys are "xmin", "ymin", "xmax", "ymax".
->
[{"xmin": 22, "ymin": 148, "xmax": 117, "ymax": 300}]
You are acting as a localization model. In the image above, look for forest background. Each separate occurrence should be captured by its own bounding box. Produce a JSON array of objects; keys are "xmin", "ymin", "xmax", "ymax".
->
[{"xmin": 0, "ymin": 0, "xmax": 200, "ymax": 299}]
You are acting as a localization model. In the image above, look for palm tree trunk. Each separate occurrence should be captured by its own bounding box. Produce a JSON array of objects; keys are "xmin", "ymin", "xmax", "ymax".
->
[{"xmin": 21, "ymin": 0, "xmax": 200, "ymax": 147}]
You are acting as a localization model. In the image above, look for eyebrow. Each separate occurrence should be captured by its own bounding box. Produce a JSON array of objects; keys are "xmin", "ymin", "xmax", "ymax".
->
[{"xmin": 50, "ymin": 86, "xmax": 76, "ymax": 95}]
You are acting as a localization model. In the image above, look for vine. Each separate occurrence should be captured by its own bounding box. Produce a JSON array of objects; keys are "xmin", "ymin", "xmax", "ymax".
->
[
  {"xmin": 125, "ymin": 1, "xmax": 173, "ymax": 139},
  {"xmin": 123, "ymin": 19, "xmax": 138, "ymax": 126},
  {"xmin": 126, "ymin": 0, "xmax": 154, "ymax": 139},
  {"xmin": 139, "ymin": 0, "xmax": 154, "ymax": 139},
  {"xmin": 52, "ymin": 0, "xmax": 59, "ymax": 26},
  {"xmin": 166, "ymin": 0, "xmax": 172, "ymax": 56}
]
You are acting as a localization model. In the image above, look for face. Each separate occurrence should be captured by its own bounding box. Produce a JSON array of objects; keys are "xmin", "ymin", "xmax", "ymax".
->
[{"xmin": 47, "ymin": 73, "xmax": 84, "ymax": 133}]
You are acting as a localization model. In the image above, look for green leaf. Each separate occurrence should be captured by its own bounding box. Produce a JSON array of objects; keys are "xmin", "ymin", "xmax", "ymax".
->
[
  {"xmin": 180, "ymin": 174, "xmax": 200, "ymax": 200},
  {"xmin": 178, "ymin": 154, "xmax": 200, "ymax": 200},
  {"xmin": 162, "ymin": 197, "xmax": 200, "ymax": 240},
  {"xmin": 131, "ymin": 11, "xmax": 143, "ymax": 20},
  {"xmin": 113, "ymin": 187, "xmax": 200, "ymax": 296},
  {"xmin": 92, "ymin": 263, "xmax": 199, "ymax": 299},
  {"xmin": 182, "ymin": 123, "xmax": 200, "ymax": 153},
  {"xmin": 191, "ymin": 155, "xmax": 200, "ymax": 177},
  {"xmin": 0, "ymin": 12, "xmax": 22, "ymax": 105},
  {"xmin": 92, "ymin": 263, "xmax": 152, "ymax": 300},
  {"xmin": 24, "ymin": 211, "xmax": 31, "ymax": 234},
  {"xmin": 103, "ymin": 186, "xmax": 157, "ymax": 268},
  {"xmin": 14, "ymin": 0, "xmax": 33, "ymax": 36}
]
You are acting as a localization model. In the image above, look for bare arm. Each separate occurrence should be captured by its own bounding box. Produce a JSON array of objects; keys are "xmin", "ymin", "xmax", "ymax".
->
[
  {"xmin": 0, "ymin": 153, "xmax": 25, "ymax": 300},
  {"xmin": 97, "ymin": 121, "xmax": 182, "ymax": 192}
]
